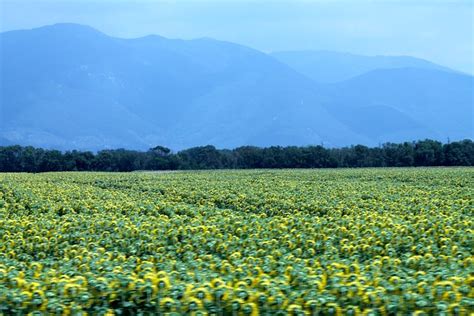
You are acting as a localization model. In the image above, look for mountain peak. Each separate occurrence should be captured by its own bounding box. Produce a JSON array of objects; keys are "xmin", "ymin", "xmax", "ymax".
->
[
  {"xmin": 1, "ymin": 24, "xmax": 472, "ymax": 150},
  {"xmin": 130, "ymin": 34, "xmax": 169, "ymax": 42},
  {"xmin": 271, "ymin": 50, "xmax": 455, "ymax": 83},
  {"xmin": 0, "ymin": 23, "xmax": 109, "ymax": 43},
  {"xmin": 38, "ymin": 22, "xmax": 103, "ymax": 33}
]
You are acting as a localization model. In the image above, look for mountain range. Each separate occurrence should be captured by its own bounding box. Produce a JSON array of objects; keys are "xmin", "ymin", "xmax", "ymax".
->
[
  {"xmin": 1, "ymin": 23, "xmax": 472, "ymax": 150},
  {"xmin": 270, "ymin": 50, "xmax": 456, "ymax": 83}
]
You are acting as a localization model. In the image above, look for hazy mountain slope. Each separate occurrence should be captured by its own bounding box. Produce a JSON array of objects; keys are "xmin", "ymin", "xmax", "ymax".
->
[
  {"xmin": 321, "ymin": 67, "xmax": 474, "ymax": 143},
  {"xmin": 270, "ymin": 50, "xmax": 455, "ymax": 83},
  {"xmin": 1, "ymin": 24, "xmax": 472, "ymax": 150},
  {"xmin": 1, "ymin": 23, "xmax": 365, "ymax": 150},
  {"xmin": 0, "ymin": 137, "xmax": 12, "ymax": 146}
]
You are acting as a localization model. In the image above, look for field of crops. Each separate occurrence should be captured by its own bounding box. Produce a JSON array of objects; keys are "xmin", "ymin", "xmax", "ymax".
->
[{"xmin": 0, "ymin": 168, "xmax": 472, "ymax": 315}]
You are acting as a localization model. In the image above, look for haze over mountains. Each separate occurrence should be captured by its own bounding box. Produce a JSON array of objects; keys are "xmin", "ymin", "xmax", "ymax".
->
[
  {"xmin": 1, "ymin": 23, "xmax": 472, "ymax": 150},
  {"xmin": 270, "ymin": 50, "xmax": 456, "ymax": 83}
]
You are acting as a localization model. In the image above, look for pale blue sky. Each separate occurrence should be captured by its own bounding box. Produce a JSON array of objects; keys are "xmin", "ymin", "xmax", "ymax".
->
[{"xmin": 1, "ymin": 0, "xmax": 473, "ymax": 73}]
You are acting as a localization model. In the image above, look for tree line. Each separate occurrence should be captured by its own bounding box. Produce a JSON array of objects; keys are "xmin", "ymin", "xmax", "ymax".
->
[{"xmin": 0, "ymin": 139, "xmax": 473, "ymax": 172}]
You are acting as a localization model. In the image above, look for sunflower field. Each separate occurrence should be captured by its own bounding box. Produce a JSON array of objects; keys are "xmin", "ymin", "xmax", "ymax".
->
[{"xmin": 0, "ymin": 168, "xmax": 472, "ymax": 315}]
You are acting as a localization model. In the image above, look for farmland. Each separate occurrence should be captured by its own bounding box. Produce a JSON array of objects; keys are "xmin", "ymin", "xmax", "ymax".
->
[{"xmin": 0, "ymin": 168, "xmax": 472, "ymax": 315}]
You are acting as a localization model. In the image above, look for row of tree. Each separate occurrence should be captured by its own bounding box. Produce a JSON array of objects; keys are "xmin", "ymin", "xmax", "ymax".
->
[{"xmin": 0, "ymin": 139, "xmax": 473, "ymax": 172}]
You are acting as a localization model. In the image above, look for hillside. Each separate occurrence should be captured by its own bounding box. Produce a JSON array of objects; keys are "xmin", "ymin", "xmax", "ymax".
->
[
  {"xmin": 1, "ymin": 24, "xmax": 472, "ymax": 150},
  {"xmin": 270, "ymin": 50, "xmax": 455, "ymax": 83},
  {"xmin": 0, "ymin": 23, "xmax": 364, "ymax": 150},
  {"xmin": 321, "ymin": 67, "xmax": 474, "ymax": 143}
]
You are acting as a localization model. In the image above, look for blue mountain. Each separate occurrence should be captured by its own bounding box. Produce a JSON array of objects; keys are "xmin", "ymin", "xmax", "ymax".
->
[
  {"xmin": 1, "ymin": 24, "xmax": 472, "ymax": 150},
  {"xmin": 1, "ymin": 23, "xmax": 367, "ymax": 150},
  {"xmin": 270, "ymin": 50, "xmax": 457, "ymax": 83},
  {"xmin": 321, "ymin": 67, "xmax": 473, "ymax": 143}
]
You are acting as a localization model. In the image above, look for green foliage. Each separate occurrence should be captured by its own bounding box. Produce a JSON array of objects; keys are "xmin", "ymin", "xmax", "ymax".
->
[{"xmin": 0, "ymin": 139, "xmax": 473, "ymax": 172}]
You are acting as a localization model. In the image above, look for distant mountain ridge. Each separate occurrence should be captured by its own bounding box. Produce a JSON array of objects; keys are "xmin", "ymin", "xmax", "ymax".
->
[
  {"xmin": 1, "ymin": 23, "xmax": 472, "ymax": 150},
  {"xmin": 270, "ymin": 50, "xmax": 457, "ymax": 83},
  {"xmin": 320, "ymin": 67, "xmax": 474, "ymax": 143}
]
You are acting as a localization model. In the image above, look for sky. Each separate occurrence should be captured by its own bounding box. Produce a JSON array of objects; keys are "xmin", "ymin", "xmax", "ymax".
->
[{"xmin": 1, "ymin": 0, "xmax": 473, "ymax": 74}]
